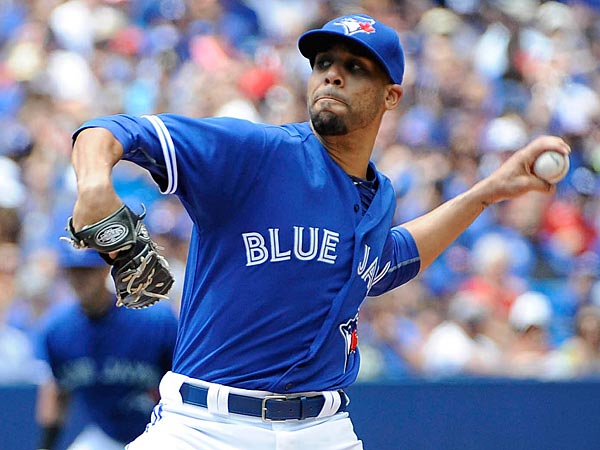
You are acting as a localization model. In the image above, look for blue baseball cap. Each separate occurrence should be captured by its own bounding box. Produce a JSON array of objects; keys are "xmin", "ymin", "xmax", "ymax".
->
[
  {"xmin": 298, "ymin": 14, "xmax": 405, "ymax": 85},
  {"xmin": 57, "ymin": 243, "xmax": 107, "ymax": 269}
]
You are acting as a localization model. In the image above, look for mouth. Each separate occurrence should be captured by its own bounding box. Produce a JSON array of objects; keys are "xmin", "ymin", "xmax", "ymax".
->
[{"xmin": 314, "ymin": 95, "xmax": 347, "ymax": 107}]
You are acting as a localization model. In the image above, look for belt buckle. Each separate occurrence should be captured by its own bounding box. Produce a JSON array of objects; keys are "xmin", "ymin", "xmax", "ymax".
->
[{"xmin": 261, "ymin": 395, "xmax": 288, "ymax": 422}]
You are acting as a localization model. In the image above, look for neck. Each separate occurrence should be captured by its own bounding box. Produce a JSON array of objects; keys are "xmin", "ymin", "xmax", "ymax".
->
[{"xmin": 312, "ymin": 125, "xmax": 378, "ymax": 179}]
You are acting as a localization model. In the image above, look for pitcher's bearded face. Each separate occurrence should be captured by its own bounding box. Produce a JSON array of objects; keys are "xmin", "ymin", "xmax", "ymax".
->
[{"xmin": 307, "ymin": 44, "xmax": 390, "ymax": 136}]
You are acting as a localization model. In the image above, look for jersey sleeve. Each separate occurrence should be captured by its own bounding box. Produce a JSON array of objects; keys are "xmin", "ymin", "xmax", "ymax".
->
[
  {"xmin": 73, "ymin": 114, "xmax": 268, "ymax": 225},
  {"xmin": 367, "ymin": 226, "xmax": 421, "ymax": 297}
]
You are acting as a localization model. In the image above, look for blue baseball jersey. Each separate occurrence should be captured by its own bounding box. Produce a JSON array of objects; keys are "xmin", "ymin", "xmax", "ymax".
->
[
  {"xmin": 36, "ymin": 300, "xmax": 177, "ymax": 444},
  {"xmin": 74, "ymin": 115, "xmax": 420, "ymax": 393}
]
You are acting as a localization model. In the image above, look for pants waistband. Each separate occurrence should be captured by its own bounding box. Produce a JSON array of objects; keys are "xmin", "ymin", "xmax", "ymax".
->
[{"xmin": 179, "ymin": 382, "xmax": 347, "ymax": 422}]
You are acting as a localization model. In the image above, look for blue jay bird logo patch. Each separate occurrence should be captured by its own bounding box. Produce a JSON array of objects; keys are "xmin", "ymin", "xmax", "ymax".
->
[
  {"xmin": 339, "ymin": 314, "xmax": 359, "ymax": 372},
  {"xmin": 334, "ymin": 16, "xmax": 376, "ymax": 35}
]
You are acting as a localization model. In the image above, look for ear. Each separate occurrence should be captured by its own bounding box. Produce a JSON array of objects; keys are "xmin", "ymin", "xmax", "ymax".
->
[{"xmin": 384, "ymin": 85, "xmax": 403, "ymax": 110}]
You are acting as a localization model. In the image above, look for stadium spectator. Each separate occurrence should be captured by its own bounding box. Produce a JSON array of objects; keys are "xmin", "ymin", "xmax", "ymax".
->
[
  {"xmin": 0, "ymin": 240, "xmax": 46, "ymax": 384},
  {"xmin": 0, "ymin": 204, "xmax": 45, "ymax": 384},
  {"xmin": 503, "ymin": 291, "xmax": 554, "ymax": 379},
  {"xmin": 457, "ymin": 232, "xmax": 528, "ymax": 321},
  {"xmin": 549, "ymin": 304, "xmax": 600, "ymax": 378},
  {"xmin": 421, "ymin": 292, "xmax": 503, "ymax": 378}
]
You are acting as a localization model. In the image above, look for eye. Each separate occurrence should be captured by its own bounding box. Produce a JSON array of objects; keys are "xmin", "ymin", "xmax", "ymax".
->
[
  {"xmin": 314, "ymin": 55, "xmax": 332, "ymax": 70},
  {"xmin": 348, "ymin": 60, "xmax": 366, "ymax": 73}
]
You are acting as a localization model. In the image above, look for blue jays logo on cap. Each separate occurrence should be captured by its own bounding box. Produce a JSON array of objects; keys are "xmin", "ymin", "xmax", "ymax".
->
[
  {"xmin": 298, "ymin": 14, "xmax": 405, "ymax": 84},
  {"xmin": 334, "ymin": 16, "xmax": 376, "ymax": 35}
]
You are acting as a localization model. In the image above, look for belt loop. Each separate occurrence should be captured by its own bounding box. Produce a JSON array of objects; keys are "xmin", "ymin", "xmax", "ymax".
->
[
  {"xmin": 217, "ymin": 385, "xmax": 230, "ymax": 415},
  {"xmin": 206, "ymin": 385, "xmax": 220, "ymax": 415},
  {"xmin": 317, "ymin": 391, "xmax": 342, "ymax": 418},
  {"xmin": 207, "ymin": 384, "xmax": 231, "ymax": 416}
]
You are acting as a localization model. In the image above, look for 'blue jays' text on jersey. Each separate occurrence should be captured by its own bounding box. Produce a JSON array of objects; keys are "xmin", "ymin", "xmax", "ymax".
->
[
  {"xmin": 36, "ymin": 301, "xmax": 177, "ymax": 444},
  {"xmin": 73, "ymin": 115, "xmax": 421, "ymax": 393}
]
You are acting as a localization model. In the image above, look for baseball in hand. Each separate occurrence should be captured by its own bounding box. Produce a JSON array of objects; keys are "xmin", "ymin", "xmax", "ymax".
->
[{"xmin": 533, "ymin": 151, "xmax": 569, "ymax": 184}]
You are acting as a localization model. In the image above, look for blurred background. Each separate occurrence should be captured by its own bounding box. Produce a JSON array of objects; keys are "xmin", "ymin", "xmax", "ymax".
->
[{"xmin": 2, "ymin": 0, "xmax": 600, "ymax": 449}]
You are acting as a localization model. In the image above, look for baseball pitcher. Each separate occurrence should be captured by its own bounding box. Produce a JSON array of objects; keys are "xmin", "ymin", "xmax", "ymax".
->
[{"xmin": 65, "ymin": 14, "xmax": 569, "ymax": 450}]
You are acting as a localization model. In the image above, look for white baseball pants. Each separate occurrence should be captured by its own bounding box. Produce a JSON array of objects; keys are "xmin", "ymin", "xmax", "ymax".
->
[{"xmin": 125, "ymin": 371, "xmax": 363, "ymax": 450}]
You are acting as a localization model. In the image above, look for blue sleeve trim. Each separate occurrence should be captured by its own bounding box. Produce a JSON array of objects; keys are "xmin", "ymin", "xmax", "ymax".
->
[
  {"xmin": 72, "ymin": 115, "xmax": 177, "ymax": 195},
  {"xmin": 368, "ymin": 226, "xmax": 421, "ymax": 296},
  {"xmin": 142, "ymin": 115, "xmax": 178, "ymax": 194},
  {"xmin": 388, "ymin": 226, "xmax": 421, "ymax": 277}
]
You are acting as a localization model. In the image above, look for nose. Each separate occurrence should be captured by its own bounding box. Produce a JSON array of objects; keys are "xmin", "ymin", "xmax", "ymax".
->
[{"xmin": 324, "ymin": 64, "xmax": 343, "ymax": 86}]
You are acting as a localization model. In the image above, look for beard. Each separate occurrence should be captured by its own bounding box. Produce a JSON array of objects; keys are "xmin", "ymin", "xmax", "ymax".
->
[{"xmin": 309, "ymin": 109, "xmax": 348, "ymax": 136}]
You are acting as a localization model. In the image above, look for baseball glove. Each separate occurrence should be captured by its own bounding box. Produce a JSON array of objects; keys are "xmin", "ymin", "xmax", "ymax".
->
[{"xmin": 64, "ymin": 204, "xmax": 174, "ymax": 309}]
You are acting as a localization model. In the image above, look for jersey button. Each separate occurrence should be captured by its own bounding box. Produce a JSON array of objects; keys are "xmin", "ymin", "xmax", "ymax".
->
[
  {"xmin": 284, "ymin": 383, "xmax": 293, "ymax": 391},
  {"xmin": 354, "ymin": 204, "xmax": 360, "ymax": 213}
]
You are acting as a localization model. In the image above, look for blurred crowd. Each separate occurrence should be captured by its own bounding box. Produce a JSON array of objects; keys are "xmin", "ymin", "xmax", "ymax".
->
[{"xmin": 1, "ymin": 0, "xmax": 600, "ymax": 384}]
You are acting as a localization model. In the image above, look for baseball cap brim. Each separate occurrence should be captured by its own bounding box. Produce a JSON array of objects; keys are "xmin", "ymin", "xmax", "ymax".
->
[{"xmin": 299, "ymin": 30, "xmax": 394, "ymax": 82}]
